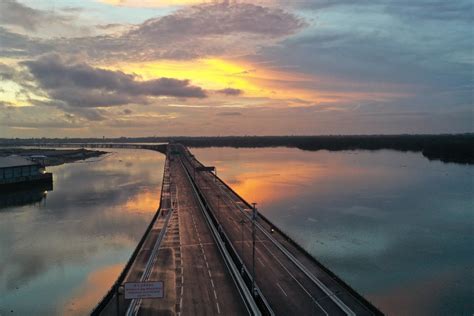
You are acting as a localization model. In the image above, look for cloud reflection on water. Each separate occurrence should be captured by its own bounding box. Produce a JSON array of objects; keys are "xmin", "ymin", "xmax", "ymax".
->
[
  {"xmin": 0, "ymin": 149, "xmax": 165, "ymax": 315},
  {"xmin": 62, "ymin": 264, "xmax": 124, "ymax": 316}
]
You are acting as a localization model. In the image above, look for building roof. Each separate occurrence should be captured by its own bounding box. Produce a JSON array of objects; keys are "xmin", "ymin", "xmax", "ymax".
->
[{"xmin": 0, "ymin": 156, "xmax": 38, "ymax": 168}]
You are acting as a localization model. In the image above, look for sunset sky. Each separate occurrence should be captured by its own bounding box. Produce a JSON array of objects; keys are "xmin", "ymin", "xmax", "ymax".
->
[{"xmin": 0, "ymin": 0, "xmax": 472, "ymax": 137}]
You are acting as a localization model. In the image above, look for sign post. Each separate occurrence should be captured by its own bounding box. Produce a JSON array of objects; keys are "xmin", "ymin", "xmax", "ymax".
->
[{"xmin": 124, "ymin": 281, "xmax": 164, "ymax": 300}]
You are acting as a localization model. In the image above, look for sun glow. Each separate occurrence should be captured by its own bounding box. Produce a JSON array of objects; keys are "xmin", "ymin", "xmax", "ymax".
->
[
  {"xmin": 104, "ymin": 58, "xmax": 333, "ymax": 103},
  {"xmin": 0, "ymin": 81, "xmax": 43, "ymax": 107},
  {"xmin": 103, "ymin": 57, "xmax": 408, "ymax": 109}
]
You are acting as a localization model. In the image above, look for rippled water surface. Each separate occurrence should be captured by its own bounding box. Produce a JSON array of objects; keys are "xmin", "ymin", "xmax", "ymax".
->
[
  {"xmin": 192, "ymin": 147, "xmax": 473, "ymax": 316},
  {"xmin": 0, "ymin": 149, "xmax": 165, "ymax": 315}
]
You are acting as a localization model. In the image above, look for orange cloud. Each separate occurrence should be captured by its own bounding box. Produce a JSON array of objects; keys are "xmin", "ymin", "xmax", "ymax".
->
[
  {"xmin": 104, "ymin": 58, "xmax": 408, "ymax": 109},
  {"xmin": 104, "ymin": 58, "xmax": 329, "ymax": 104}
]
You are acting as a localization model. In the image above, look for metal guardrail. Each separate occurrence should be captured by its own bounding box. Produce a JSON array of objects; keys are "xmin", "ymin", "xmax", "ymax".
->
[
  {"xmin": 179, "ymin": 157, "xmax": 266, "ymax": 316},
  {"xmin": 126, "ymin": 204, "xmax": 174, "ymax": 316}
]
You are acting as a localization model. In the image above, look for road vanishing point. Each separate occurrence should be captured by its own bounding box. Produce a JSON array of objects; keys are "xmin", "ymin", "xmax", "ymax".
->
[{"xmin": 90, "ymin": 143, "xmax": 383, "ymax": 316}]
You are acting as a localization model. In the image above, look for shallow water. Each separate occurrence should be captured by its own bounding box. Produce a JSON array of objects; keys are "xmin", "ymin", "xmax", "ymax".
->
[
  {"xmin": 192, "ymin": 147, "xmax": 473, "ymax": 316},
  {"xmin": 0, "ymin": 148, "xmax": 165, "ymax": 315}
]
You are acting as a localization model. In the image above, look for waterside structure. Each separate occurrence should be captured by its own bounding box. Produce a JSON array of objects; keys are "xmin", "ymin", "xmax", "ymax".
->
[{"xmin": 0, "ymin": 156, "xmax": 52, "ymax": 190}]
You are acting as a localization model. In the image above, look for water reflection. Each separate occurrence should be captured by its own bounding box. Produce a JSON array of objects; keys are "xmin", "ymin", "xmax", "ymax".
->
[
  {"xmin": 0, "ymin": 183, "xmax": 52, "ymax": 209},
  {"xmin": 192, "ymin": 147, "xmax": 474, "ymax": 315},
  {"xmin": 62, "ymin": 264, "xmax": 124, "ymax": 316},
  {"xmin": 0, "ymin": 149, "xmax": 165, "ymax": 315}
]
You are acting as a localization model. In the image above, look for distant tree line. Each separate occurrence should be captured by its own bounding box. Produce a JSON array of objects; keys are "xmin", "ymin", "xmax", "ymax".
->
[{"xmin": 1, "ymin": 134, "xmax": 472, "ymax": 165}]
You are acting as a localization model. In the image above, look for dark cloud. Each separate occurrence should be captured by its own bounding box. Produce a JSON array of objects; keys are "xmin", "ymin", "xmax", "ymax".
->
[
  {"xmin": 131, "ymin": 3, "xmax": 305, "ymax": 38},
  {"xmin": 58, "ymin": 7, "xmax": 84, "ymax": 14},
  {"xmin": 216, "ymin": 88, "xmax": 243, "ymax": 96},
  {"xmin": 22, "ymin": 54, "xmax": 207, "ymax": 108},
  {"xmin": 61, "ymin": 2, "xmax": 306, "ymax": 61},
  {"xmin": 261, "ymin": 0, "xmax": 473, "ymax": 101},
  {"xmin": 0, "ymin": 102, "xmax": 93, "ymax": 130},
  {"xmin": 2, "ymin": 119, "xmax": 82, "ymax": 129},
  {"xmin": 95, "ymin": 23, "xmax": 124, "ymax": 30},
  {"xmin": 296, "ymin": 0, "xmax": 372, "ymax": 10},
  {"xmin": 61, "ymin": 106, "xmax": 107, "ymax": 121},
  {"xmin": 300, "ymin": 0, "xmax": 473, "ymax": 22},
  {"xmin": 299, "ymin": 0, "xmax": 474, "ymax": 24},
  {"xmin": 217, "ymin": 111, "xmax": 243, "ymax": 116},
  {"xmin": 0, "ymin": 3, "xmax": 306, "ymax": 62},
  {"xmin": 0, "ymin": 27, "xmax": 51, "ymax": 58},
  {"xmin": 0, "ymin": 0, "xmax": 69, "ymax": 31},
  {"xmin": 383, "ymin": 1, "xmax": 473, "ymax": 22}
]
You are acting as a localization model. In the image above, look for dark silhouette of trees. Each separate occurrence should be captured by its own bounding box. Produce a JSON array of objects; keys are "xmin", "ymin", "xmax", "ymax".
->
[{"xmin": 1, "ymin": 134, "xmax": 472, "ymax": 165}]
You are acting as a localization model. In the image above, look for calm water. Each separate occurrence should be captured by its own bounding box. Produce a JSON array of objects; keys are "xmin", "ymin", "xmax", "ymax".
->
[
  {"xmin": 0, "ymin": 149, "xmax": 165, "ymax": 315},
  {"xmin": 192, "ymin": 147, "xmax": 473, "ymax": 316},
  {"xmin": 0, "ymin": 147, "xmax": 472, "ymax": 315}
]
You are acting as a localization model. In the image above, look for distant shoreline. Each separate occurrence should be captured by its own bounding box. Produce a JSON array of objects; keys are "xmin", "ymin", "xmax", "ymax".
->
[
  {"xmin": 0, "ymin": 134, "xmax": 472, "ymax": 165},
  {"xmin": 178, "ymin": 134, "xmax": 474, "ymax": 165},
  {"xmin": 0, "ymin": 148, "xmax": 107, "ymax": 166}
]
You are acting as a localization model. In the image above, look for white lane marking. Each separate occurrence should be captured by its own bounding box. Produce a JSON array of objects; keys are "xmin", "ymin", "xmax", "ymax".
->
[
  {"xmin": 258, "ymin": 235, "xmax": 329, "ymax": 316},
  {"xmin": 276, "ymin": 282, "xmax": 288, "ymax": 297},
  {"xmin": 180, "ymin": 161, "xmax": 228, "ymax": 316}
]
